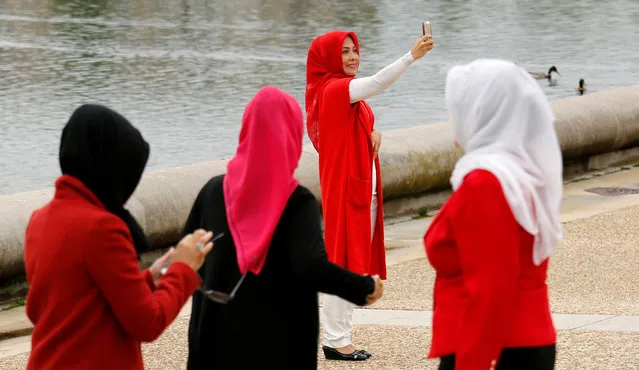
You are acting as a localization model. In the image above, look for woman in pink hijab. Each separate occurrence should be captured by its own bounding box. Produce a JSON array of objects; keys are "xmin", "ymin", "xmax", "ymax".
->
[{"xmin": 184, "ymin": 86, "xmax": 383, "ymax": 369}]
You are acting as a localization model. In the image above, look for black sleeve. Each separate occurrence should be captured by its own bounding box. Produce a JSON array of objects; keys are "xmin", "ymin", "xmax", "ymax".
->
[
  {"xmin": 183, "ymin": 195, "xmax": 202, "ymax": 237},
  {"xmin": 182, "ymin": 178, "xmax": 221, "ymax": 282},
  {"xmin": 286, "ymin": 190, "xmax": 375, "ymax": 306},
  {"xmin": 182, "ymin": 178, "xmax": 214, "ymax": 237}
]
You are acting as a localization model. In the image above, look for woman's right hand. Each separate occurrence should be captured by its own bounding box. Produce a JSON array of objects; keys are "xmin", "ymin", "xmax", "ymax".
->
[
  {"xmin": 365, "ymin": 275, "xmax": 384, "ymax": 305},
  {"xmin": 410, "ymin": 34, "xmax": 435, "ymax": 60},
  {"xmin": 171, "ymin": 229, "xmax": 215, "ymax": 271}
]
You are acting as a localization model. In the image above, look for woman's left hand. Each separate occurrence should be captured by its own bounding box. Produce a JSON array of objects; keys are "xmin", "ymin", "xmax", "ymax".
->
[
  {"xmin": 365, "ymin": 275, "xmax": 384, "ymax": 305},
  {"xmin": 371, "ymin": 130, "xmax": 382, "ymax": 158},
  {"xmin": 149, "ymin": 247, "xmax": 175, "ymax": 287}
]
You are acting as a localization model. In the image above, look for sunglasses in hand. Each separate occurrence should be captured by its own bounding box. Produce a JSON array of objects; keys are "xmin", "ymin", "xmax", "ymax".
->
[{"xmin": 160, "ymin": 232, "xmax": 250, "ymax": 305}]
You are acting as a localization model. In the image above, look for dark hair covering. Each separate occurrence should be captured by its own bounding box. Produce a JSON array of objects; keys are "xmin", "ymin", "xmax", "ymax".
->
[{"xmin": 59, "ymin": 104, "xmax": 151, "ymax": 256}]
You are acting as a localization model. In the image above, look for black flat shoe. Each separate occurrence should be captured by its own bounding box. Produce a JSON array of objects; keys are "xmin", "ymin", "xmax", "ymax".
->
[{"xmin": 322, "ymin": 346, "xmax": 369, "ymax": 361}]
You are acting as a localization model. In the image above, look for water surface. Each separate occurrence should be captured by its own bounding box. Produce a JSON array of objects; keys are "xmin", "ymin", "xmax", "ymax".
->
[{"xmin": 1, "ymin": 0, "xmax": 638, "ymax": 194}]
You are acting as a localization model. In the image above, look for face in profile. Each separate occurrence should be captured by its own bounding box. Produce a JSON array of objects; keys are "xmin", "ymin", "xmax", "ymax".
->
[{"xmin": 342, "ymin": 36, "xmax": 359, "ymax": 76}]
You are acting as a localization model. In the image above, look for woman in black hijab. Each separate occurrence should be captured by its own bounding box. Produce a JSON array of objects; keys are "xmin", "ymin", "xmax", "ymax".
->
[
  {"xmin": 59, "ymin": 104, "xmax": 152, "ymax": 256},
  {"xmin": 24, "ymin": 104, "xmax": 216, "ymax": 370}
]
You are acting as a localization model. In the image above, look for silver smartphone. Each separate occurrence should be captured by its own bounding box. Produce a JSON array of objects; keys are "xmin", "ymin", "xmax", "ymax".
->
[
  {"xmin": 160, "ymin": 232, "xmax": 225, "ymax": 275},
  {"xmin": 422, "ymin": 21, "xmax": 432, "ymax": 37}
]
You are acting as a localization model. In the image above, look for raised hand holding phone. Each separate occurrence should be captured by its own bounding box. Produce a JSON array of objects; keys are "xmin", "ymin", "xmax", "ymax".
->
[{"xmin": 411, "ymin": 22, "xmax": 435, "ymax": 60}]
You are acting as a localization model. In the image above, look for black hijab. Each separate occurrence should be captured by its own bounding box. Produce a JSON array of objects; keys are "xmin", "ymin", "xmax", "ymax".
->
[{"xmin": 59, "ymin": 104, "xmax": 151, "ymax": 256}]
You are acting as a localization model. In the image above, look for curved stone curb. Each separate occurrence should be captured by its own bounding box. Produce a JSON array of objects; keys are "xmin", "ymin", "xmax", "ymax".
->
[{"xmin": 1, "ymin": 85, "xmax": 638, "ymax": 281}]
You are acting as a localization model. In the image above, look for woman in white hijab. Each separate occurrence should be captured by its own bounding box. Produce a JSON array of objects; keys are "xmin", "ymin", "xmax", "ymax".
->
[{"xmin": 423, "ymin": 59, "xmax": 563, "ymax": 370}]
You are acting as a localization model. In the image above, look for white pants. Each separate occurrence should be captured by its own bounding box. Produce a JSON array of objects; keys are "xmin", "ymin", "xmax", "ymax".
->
[{"xmin": 321, "ymin": 195, "xmax": 378, "ymax": 348}]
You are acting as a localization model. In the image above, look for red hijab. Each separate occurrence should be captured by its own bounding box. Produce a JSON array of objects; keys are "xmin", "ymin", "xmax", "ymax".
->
[
  {"xmin": 305, "ymin": 30, "xmax": 360, "ymax": 152},
  {"xmin": 224, "ymin": 86, "xmax": 304, "ymax": 275}
]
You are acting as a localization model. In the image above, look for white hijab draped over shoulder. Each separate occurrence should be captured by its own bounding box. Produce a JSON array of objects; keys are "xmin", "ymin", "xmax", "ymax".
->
[{"xmin": 446, "ymin": 59, "xmax": 563, "ymax": 265}]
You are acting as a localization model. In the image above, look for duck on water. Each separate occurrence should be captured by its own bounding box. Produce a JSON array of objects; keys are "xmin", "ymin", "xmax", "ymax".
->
[
  {"xmin": 576, "ymin": 78, "xmax": 587, "ymax": 95},
  {"xmin": 529, "ymin": 66, "xmax": 560, "ymax": 80}
]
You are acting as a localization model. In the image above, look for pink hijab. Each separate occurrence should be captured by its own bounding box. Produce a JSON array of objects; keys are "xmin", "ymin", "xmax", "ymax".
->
[{"xmin": 223, "ymin": 86, "xmax": 304, "ymax": 275}]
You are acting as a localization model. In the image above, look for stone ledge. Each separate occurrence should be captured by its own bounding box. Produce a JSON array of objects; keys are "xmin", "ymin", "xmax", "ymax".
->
[{"xmin": 1, "ymin": 85, "xmax": 638, "ymax": 281}]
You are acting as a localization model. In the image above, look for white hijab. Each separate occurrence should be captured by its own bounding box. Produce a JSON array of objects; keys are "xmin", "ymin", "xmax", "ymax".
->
[{"xmin": 446, "ymin": 59, "xmax": 563, "ymax": 265}]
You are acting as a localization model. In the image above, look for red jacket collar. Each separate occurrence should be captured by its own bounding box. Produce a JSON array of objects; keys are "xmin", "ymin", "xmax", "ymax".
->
[{"xmin": 54, "ymin": 175, "xmax": 106, "ymax": 209}]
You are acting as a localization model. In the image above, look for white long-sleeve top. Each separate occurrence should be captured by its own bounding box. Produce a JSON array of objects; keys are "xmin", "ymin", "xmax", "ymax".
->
[
  {"xmin": 347, "ymin": 51, "xmax": 415, "ymax": 198},
  {"xmin": 349, "ymin": 51, "xmax": 415, "ymax": 104}
]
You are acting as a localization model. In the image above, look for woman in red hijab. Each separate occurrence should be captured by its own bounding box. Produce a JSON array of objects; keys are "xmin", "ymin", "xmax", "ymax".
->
[
  {"xmin": 305, "ymin": 30, "xmax": 434, "ymax": 360},
  {"xmin": 185, "ymin": 86, "xmax": 383, "ymax": 370}
]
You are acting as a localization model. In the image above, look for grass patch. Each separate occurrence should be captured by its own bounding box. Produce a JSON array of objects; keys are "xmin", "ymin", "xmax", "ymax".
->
[
  {"xmin": 2, "ymin": 297, "xmax": 25, "ymax": 311},
  {"xmin": 0, "ymin": 275, "xmax": 29, "ymax": 304},
  {"xmin": 411, "ymin": 207, "xmax": 429, "ymax": 220}
]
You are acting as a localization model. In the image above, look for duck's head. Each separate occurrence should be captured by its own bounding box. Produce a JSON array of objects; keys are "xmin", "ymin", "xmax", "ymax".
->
[
  {"xmin": 577, "ymin": 79, "xmax": 587, "ymax": 95},
  {"xmin": 548, "ymin": 65, "xmax": 559, "ymax": 75}
]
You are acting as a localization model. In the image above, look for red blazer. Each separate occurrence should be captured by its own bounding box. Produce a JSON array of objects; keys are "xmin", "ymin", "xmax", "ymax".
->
[
  {"xmin": 424, "ymin": 170, "xmax": 556, "ymax": 370},
  {"xmin": 24, "ymin": 175, "xmax": 200, "ymax": 370},
  {"xmin": 318, "ymin": 78, "xmax": 386, "ymax": 279}
]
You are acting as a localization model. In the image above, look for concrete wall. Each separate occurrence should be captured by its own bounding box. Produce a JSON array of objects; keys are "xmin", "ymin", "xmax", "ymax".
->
[{"xmin": 1, "ymin": 85, "xmax": 639, "ymax": 282}]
